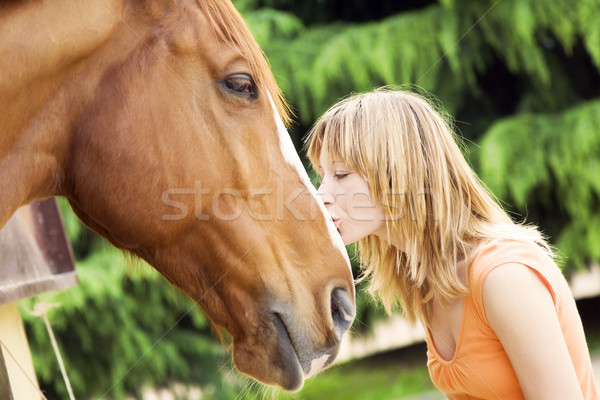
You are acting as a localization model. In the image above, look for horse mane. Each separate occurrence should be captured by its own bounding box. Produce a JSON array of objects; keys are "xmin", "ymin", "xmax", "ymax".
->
[{"xmin": 196, "ymin": 0, "xmax": 292, "ymax": 126}]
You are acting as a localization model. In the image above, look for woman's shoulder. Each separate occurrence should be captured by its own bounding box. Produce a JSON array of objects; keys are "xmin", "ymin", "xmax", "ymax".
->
[
  {"xmin": 467, "ymin": 238, "xmax": 563, "ymax": 328},
  {"xmin": 470, "ymin": 237, "xmax": 568, "ymax": 305},
  {"xmin": 469, "ymin": 238, "xmax": 555, "ymax": 282}
]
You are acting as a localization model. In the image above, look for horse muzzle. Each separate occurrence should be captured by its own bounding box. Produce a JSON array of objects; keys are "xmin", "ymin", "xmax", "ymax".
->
[{"xmin": 269, "ymin": 286, "xmax": 355, "ymax": 390}]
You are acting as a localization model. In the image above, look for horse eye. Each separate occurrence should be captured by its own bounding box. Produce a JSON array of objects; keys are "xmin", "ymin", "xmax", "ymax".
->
[{"xmin": 222, "ymin": 74, "xmax": 258, "ymax": 100}]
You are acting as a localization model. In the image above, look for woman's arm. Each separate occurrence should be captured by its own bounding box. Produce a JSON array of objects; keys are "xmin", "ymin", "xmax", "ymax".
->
[{"xmin": 482, "ymin": 263, "xmax": 584, "ymax": 400}]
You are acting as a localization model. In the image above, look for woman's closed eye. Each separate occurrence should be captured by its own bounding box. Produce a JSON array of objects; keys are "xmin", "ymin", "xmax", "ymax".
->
[{"xmin": 334, "ymin": 173, "xmax": 350, "ymax": 180}]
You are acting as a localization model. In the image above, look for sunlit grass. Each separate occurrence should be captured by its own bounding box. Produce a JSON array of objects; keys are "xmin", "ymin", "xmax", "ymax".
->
[
  {"xmin": 274, "ymin": 344, "xmax": 440, "ymax": 400},
  {"xmin": 282, "ymin": 365, "xmax": 435, "ymax": 400}
]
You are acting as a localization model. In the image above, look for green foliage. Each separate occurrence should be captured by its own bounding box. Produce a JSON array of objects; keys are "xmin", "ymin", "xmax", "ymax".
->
[
  {"xmin": 242, "ymin": 8, "xmax": 304, "ymax": 46},
  {"xmin": 478, "ymin": 100, "xmax": 600, "ymax": 270},
  {"xmin": 253, "ymin": 5, "xmax": 478, "ymax": 123},
  {"xmin": 246, "ymin": 0, "xmax": 599, "ymax": 129},
  {"xmin": 237, "ymin": 0, "xmax": 421, "ymax": 26}
]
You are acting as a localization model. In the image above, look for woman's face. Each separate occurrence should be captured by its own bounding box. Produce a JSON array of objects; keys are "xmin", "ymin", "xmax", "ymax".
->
[{"xmin": 317, "ymin": 152, "xmax": 386, "ymax": 245}]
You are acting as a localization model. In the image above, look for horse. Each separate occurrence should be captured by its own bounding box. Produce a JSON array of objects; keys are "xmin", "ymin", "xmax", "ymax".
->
[{"xmin": 0, "ymin": 0, "xmax": 355, "ymax": 391}]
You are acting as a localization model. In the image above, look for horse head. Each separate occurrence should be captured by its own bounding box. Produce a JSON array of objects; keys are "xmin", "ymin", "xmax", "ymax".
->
[{"xmin": 28, "ymin": 0, "xmax": 355, "ymax": 390}]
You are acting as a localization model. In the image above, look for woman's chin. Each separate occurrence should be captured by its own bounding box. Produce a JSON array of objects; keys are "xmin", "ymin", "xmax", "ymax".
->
[{"xmin": 340, "ymin": 233, "xmax": 358, "ymax": 245}]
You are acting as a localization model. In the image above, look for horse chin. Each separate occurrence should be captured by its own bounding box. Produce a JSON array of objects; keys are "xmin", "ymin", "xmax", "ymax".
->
[
  {"xmin": 272, "ymin": 312, "xmax": 338, "ymax": 380},
  {"xmin": 232, "ymin": 314, "xmax": 305, "ymax": 391},
  {"xmin": 271, "ymin": 313, "xmax": 305, "ymax": 391}
]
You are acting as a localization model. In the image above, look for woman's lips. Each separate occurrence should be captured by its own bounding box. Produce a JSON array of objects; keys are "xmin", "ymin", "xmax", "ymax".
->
[{"xmin": 331, "ymin": 218, "xmax": 340, "ymax": 231}]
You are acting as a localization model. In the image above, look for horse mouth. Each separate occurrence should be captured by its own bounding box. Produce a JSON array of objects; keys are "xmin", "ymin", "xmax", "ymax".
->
[{"xmin": 272, "ymin": 312, "xmax": 304, "ymax": 391}]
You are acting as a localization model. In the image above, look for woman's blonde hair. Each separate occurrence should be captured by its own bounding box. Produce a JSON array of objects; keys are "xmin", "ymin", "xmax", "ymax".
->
[{"xmin": 305, "ymin": 87, "xmax": 553, "ymax": 325}]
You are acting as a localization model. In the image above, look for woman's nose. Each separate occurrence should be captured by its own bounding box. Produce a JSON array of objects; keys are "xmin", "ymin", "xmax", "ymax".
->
[{"xmin": 317, "ymin": 181, "xmax": 334, "ymax": 205}]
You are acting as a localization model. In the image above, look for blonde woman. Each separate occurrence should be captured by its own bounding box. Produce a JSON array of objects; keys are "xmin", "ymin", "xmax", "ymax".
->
[{"xmin": 306, "ymin": 88, "xmax": 598, "ymax": 399}]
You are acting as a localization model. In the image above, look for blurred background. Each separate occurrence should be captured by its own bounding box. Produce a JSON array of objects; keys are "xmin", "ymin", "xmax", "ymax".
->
[{"xmin": 19, "ymin": 0, "xmax": 600, "ymax": 398}]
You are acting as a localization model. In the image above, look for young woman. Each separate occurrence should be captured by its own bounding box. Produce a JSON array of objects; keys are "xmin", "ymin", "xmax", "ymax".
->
[{"xmin": 306, "ymin": 88, "xmax": 598, "ymax": 399}]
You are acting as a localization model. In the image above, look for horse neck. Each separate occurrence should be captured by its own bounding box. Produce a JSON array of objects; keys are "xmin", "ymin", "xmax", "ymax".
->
[{"xmin": 0, "ymin": 0, "xmax": 131, "ymax": 226}]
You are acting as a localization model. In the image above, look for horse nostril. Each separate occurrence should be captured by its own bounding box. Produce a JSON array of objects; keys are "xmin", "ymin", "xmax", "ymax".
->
[{"xmin": 330, "ymin": 288, "xmax": 355, "ymax": 337}]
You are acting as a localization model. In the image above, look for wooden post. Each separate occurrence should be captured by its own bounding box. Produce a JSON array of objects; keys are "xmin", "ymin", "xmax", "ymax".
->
[
  {"xmin": 0, "ymin": 198, "xmax": 77, "ymax": 399},
  {"xmin": 0, "ymin": 302, "xmax": 42, "ymax": 399}
]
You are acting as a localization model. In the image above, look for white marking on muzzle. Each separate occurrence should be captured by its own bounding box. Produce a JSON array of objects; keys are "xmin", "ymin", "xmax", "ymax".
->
[
  {"xmin": 338, "ymin": 306, "xmax": 353, "ymax": 322},
  {"xmin": 306, "ymin": 354, "xmax": 330, "ymax": 378},
  {"xmin": 267, "ymin": 95, "xmax": 352, "ymax": 277}
]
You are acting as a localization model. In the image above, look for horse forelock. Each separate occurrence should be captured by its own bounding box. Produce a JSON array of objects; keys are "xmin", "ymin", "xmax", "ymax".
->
[{"xmin": 195, "ymin": 0, "xmax": 292, "ymax": 127}]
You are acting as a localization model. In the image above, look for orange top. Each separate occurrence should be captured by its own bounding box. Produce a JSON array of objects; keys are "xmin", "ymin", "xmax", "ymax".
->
[{"xmin": 425, "ymin": 239, "xmax": 599, "ymax": 399}]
